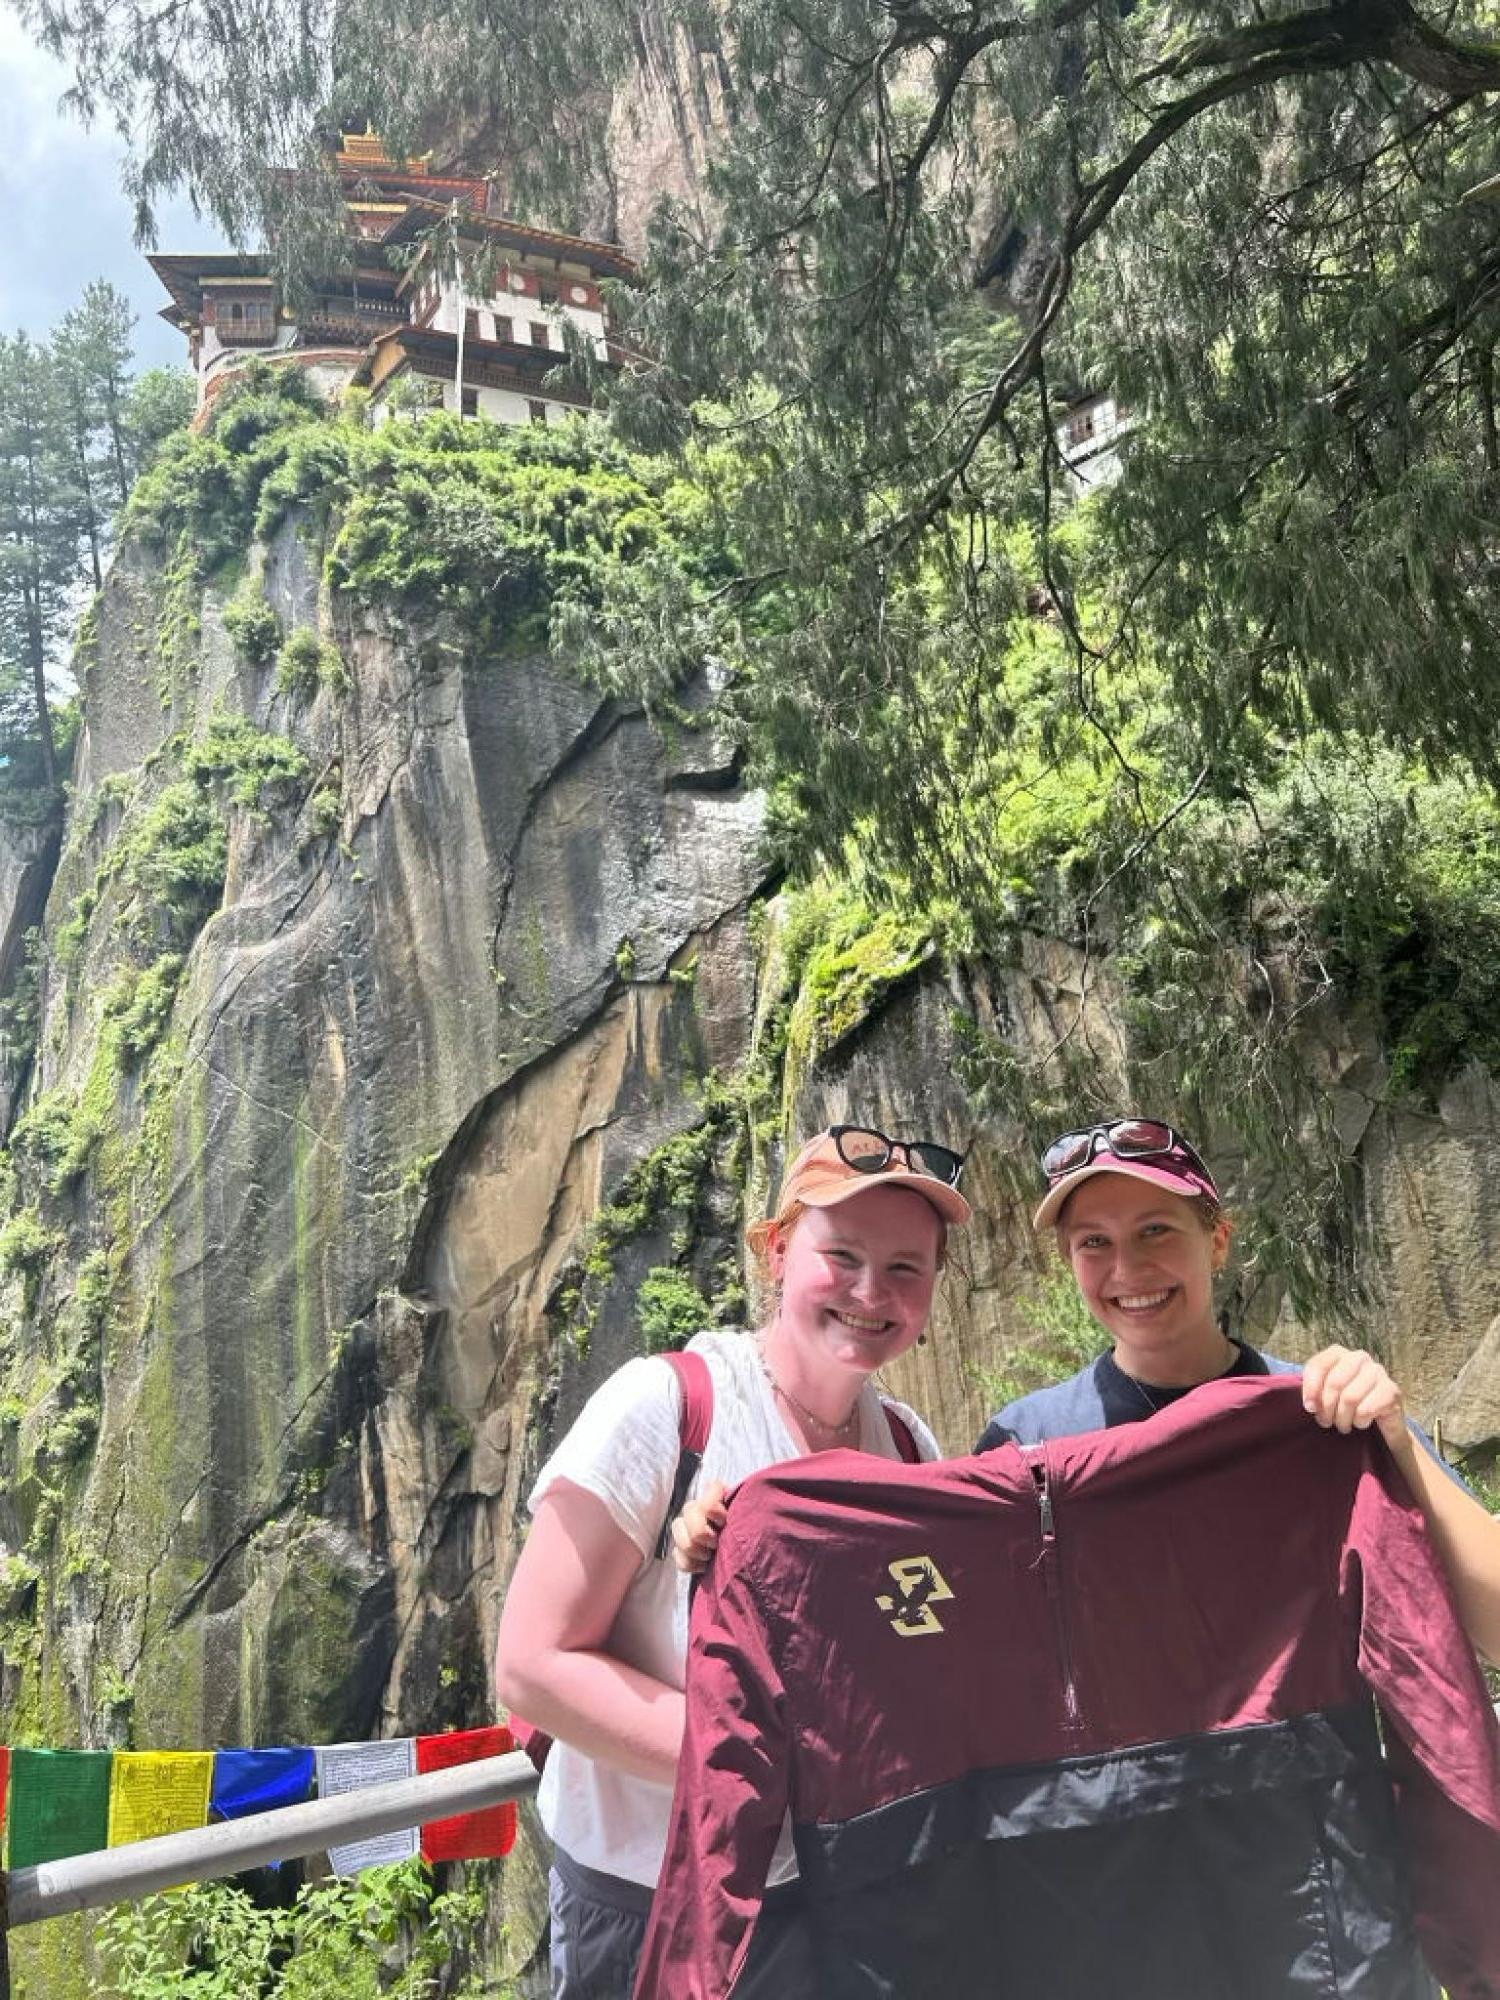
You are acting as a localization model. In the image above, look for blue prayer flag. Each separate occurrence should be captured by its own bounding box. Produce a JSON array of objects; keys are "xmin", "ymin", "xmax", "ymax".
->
[{"xmin": 210, "ymin": 1748, "xmax": 315, "ymax": 1820}]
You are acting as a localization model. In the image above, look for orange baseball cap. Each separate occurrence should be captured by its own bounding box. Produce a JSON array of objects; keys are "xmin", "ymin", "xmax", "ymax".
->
[{"xmin": 746, "ymin": 1129, "xmax": 972, "ymax": 1254}]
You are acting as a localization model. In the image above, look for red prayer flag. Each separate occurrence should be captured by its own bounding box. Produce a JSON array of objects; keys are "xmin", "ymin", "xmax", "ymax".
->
[
  {"xmin": 416, "ymin": 1726, "xmax": 517, "ymax": 1862},
  {"xmin": 0, "ymin": 1746, "xmax": 10, "ymax": 1841}
]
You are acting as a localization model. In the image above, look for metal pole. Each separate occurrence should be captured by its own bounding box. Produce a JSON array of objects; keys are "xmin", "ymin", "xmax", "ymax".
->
[{"xmin": 7, "ymin": 1750, "xmax": 539, "ymax": 1927}]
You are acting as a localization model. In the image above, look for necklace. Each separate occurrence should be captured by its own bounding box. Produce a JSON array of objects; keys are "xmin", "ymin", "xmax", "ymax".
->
[
  {"xmin": 760, "ymin": 1357, "xmax": 861, "ymax": 1442},
  {"xmin": 1125, "ymin": 1372, "xmax": 1170, "ymax": 1418},
  {"xmin": 1120, "ymin": 1334, "xmax": 1240, "ymax": 1419}
]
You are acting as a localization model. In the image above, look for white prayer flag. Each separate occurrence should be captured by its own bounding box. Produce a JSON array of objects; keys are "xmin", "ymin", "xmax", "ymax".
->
[{"xmin": 314, "ymin": 1738, "xmax": 418, "ymax": 1876}]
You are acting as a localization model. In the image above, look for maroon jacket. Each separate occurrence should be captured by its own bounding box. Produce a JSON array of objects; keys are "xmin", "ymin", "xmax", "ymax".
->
[{"xmin": 636, "ymin": 1377, "xmax": 1500, "ymax": 2000}]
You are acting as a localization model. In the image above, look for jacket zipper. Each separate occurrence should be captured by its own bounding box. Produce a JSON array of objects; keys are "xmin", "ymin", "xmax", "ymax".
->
[{"xmin": 1024, "ymin": 1447, "xmax": 1083, "ymax": 1733}]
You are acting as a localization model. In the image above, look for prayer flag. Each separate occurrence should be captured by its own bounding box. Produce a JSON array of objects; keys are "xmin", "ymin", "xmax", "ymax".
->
[
  {"xmin": 0, "ymin": 1745, "xmax": 10, "ymax": 1844},
  {"xmin": 211, "ymin": 1747, "xmax": 315, "ymax": 1820},
  {"xmin": 107, "ymin": 1751, "xmax": 215, "ymax": 1847},
  {"xmin": 416, "ymin": 1726, "xmax": 518, "ymax": 1862},
  {"xmin": 8, "ymin": 1748, "xmax": 111, "ymax": 1866},
  {"xmin": 315, "ymin": 1738, "xmax": 417, "ymax": 1876}
]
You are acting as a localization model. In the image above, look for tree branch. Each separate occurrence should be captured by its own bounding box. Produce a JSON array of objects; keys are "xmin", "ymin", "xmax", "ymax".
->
[{"xmin": 1143, "ymin": 0, "xmax": 1500, "ymax": 97}]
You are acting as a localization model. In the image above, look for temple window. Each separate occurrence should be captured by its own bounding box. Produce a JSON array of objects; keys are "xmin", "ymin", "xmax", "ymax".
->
[{"xmin": 216, "ymin": 292, "xmax": 277, "ymax": 345}]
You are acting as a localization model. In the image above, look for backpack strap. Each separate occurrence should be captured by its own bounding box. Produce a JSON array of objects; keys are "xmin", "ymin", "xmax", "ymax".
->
[
  {"xmin": 653, "ymin": 1348, "xmax": 714, "ymax": 1559},
  {"xmin": 883, "ymin": 1403, "xmax": 922, "ymax": 1463},
  {"xmin": 514, "ymin": 1348, "xmax": 717, "ymax": 1762},
  {"xmin": 664, "ymin": 1348, "xmax": 714, "ymax": 1454}
]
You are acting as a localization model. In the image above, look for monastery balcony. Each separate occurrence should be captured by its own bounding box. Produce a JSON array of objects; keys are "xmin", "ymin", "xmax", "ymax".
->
[{"xmin": 299, "ymin": 295, "xmax": 410, "ymax": 340}]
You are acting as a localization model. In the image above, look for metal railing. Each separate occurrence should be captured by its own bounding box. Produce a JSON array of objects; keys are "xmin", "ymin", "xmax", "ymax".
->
[{"xmin": 3, "ymin": 1750, "xmax": 539, "ymax": 1935}]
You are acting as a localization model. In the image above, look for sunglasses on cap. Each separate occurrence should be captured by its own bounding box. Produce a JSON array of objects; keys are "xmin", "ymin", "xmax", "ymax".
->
[
  {"xmin": 830, "ymin": 1124, "xmax": 966, "ymax": 1188},
  {"xmin": 1040, "ymin": 1119, "xmax": 1216, "ymax": 1192}
]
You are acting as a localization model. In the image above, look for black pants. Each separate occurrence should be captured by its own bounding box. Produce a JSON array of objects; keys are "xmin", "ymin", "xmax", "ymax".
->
[
  {"xmin": 549, "ymin": 1845, "xmax": 815, "ymax": 1999},
  {"xmin": 549, "ymin": 1848, "xmax": 653, "ymax": 2000}
]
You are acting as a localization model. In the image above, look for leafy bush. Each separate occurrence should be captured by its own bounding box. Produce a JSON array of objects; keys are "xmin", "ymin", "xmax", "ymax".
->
[
  {"xmin": 637, "ymin": 1265, "xmax": 710, "ymax": 1353},
  {"xmin": 38, "ymin": 1401, "xmax": 99, "ymax": 1471},
  {"xmin": 0, "ymin": 1553, "xmax": 40, "ymax": 1615},
  {"xmin": 125, "ymin": 365, "xmax": 329, "ymax": 574},
  {"xmin": 276, "ymin": 627, "xmax": 349, "ymax": 699},
  {"xmin": 969, "ymin": 1274, "xmax": 1107, "ymax": 1418},
  {"xmin": 107, "ymin": 782, "xmax": 228, "ymax": 932},
  {"xmin": 183, "ymin": 717, "xmax": 310, "ymax": 811},
  {"xmin": 0, "ymin": 1207, "xmax": 60, "ymax": 1281},
  {"xmin": 9, "ymin": 1088, "xmax": 102, "ymax": 1190},
  {"xmin": 222, "ymin": 588, "xmax": 281, "ymax": 667},
  {"xmin": 97, "ymin": 1858, "xmax": 496, "ymax": 2000},
  {"xmin": 306, "ymin": 785, "xmax": 342, "ymax": 841},
  {"xmin": 102, "ymin": 955, "xmax": 185, "ymax": 1064}
]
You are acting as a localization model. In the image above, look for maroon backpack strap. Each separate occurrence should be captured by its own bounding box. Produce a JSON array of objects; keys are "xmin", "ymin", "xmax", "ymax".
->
[
  {"xmin": 663, "ymin": 1348, "xmax": 714, "ymax": 1454},
  {"xmin": 883, "ymin": 1403, "xmax": 922, "ymax": 1463},
  {"xmin": 653, "ymin": 1348, "xmax": 715, "ymax": 1559},
  {"xmin": 509, "ymin": 1716, "xmax": 554, "ymax": 1775},
  {"xmin": 515, "ymin": 1348, "xmax": 718, "ymax": 1757}
]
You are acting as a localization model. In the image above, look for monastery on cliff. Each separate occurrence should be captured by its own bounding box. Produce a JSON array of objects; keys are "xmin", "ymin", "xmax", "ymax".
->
[{"xmin": 148, "ymin": 134, "xmax": 634, "ymax": 428}]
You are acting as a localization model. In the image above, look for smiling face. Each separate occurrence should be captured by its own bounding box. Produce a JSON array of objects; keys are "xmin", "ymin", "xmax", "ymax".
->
[
  {"xmin": 1057, "ymin": 1172, "xmax": 1232, "ymax": 1381},
  {"xmin": 767, "ymin": 1186, "xmax": 944, "ymax": 1379}
]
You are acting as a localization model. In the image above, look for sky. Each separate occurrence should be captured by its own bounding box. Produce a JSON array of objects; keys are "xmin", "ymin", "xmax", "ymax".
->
[{"xmin": 0, "ymin": 11, "xmax": 231, "ymax": 370}]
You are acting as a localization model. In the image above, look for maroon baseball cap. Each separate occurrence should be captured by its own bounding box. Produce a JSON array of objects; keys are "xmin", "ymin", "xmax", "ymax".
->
[{"xmin": 1033, "ymin": 1120, "xmax": 1219, "ymax": 1229}]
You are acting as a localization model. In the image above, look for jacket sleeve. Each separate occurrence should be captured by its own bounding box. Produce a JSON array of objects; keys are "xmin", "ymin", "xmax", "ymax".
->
[
  {"xmin": 634, "ymin": 1520, "xmax": 792, "ymax": 2000},
  {"xmin": 1345, "ymin": 1437, "xmax": 1500, "ymax": 1997}
]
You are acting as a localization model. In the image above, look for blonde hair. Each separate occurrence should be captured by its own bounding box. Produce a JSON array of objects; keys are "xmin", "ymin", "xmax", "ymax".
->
[{"xmin": 746, "ymin": 1198, "xmax": 808, "ymax": 1281}]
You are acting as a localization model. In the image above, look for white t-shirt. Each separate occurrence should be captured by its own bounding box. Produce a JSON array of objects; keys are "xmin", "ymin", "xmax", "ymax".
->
[{"xmin": 527, "ymin": 1327, "xmax": 939, "ymax": 1887}]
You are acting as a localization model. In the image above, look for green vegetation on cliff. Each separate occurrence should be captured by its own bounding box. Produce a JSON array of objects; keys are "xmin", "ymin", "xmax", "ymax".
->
[{"xmin": 127, "ymin": 367, "xmax": 727, "ymax": 663}]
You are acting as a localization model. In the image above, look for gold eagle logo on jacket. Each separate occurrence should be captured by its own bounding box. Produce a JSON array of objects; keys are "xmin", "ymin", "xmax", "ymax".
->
[{"xmin": 876, "ymin": 1557, "xmax": 955, "ymax": 1636}]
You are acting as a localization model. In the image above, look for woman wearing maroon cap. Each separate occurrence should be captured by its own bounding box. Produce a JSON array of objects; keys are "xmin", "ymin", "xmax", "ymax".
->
[
  {"xmin": 494, "ymin": 1124, "xmax": 970, "ymax": 1999},
  {"xmin": 978, "ymin": 1117, "xmax": 1500, "ymax": 1663}
]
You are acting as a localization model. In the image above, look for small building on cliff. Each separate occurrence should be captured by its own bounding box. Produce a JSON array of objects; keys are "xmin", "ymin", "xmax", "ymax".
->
[{"xmin": 148, "ymin": 133, "xmax": 635, "ymax": 428}]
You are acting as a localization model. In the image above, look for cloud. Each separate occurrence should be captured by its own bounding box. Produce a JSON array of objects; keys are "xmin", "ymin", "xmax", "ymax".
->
[{"xmin": 0, "ymin": 14, "xmax": 229, "ymax": 366}]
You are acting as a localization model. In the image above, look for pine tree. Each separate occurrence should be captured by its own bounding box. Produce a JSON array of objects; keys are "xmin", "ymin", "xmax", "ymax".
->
[
  {"xmin": 55, "ymin": 280, "xmax": 137, "ymax": 511},
  {"xmin": 0, "ymin": 286, "xmax": 192, "ymax": 803},
  {"xmin": 53, "ymin": 303, "xmax": 111, "ymax": 592},
  {"xmin": 123, "ymin": 368, "xmax": 196, "ymax": 477},
  {"xmin": 0, "ymin": 336, "xmax": 74, "ymax": 789}
]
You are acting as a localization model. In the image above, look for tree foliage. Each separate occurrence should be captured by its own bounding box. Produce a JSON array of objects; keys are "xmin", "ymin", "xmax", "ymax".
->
[
  {"xmin": 22, "ymin": 0, "xmax": 1500, "ymax": 1293},
  {"xmin": 0, "ymin": 280, "xmax": 192, "ymax": 797},
  {"xmin": 24, "ymin": 0, "xmax": 1500, "ymax": 787}
]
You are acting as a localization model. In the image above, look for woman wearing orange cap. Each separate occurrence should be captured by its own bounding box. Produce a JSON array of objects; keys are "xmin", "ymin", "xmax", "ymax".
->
[
  {"xmin": 493, "ymin": 1124, "xmax": 970, "ymax": 2000},
  {"xmin": 979, "ymin": 1116, "xmax": 1500, "ymax": 1662}
]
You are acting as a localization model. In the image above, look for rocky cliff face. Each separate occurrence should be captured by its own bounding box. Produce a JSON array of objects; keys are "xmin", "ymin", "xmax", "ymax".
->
[
  {"xmin": 0, "ymin": 407, "xmax": 1497, "ymax": 1995},
  {"xmin": 431, "ymin": 0, "xmax": 729, "ymax": 258},
  {"xmin": 0, "ymin": 441, "xmax": 770, "ymax": 1984}
]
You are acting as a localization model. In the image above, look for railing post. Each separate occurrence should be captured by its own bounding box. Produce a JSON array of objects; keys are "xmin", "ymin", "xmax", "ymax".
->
[
  {"xmin": 7, "ymin": 1752, "xmax": 539, "ymax": 1926},
  {"xmin": 0, "ymin": 1869, "xmax": 11, "ymax": 1999}
]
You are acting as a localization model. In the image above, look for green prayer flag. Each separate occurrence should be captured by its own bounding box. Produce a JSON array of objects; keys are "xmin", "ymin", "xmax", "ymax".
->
[{"xmin": 8, "ymin": 1748, "xmax": 112, "ymax": 1866}]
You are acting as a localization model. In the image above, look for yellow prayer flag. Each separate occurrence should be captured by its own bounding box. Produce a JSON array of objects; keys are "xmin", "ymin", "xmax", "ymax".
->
[{"xmin": 107, "ymin": 1751, "xmax": 215, "ymax": 1847}]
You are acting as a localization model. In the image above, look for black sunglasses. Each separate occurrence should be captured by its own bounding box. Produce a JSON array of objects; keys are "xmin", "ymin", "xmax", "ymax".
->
[
  {"xmin": 830, "ymin": 1124, "xmax": 965, "ymax": 1187},
  {"xmin": 1040, "ymin": 1118, "xmax": 1216, "ymax": 1192}
]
